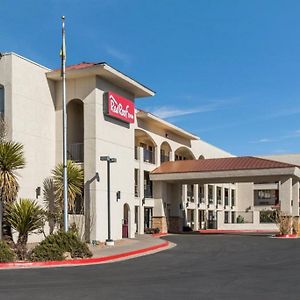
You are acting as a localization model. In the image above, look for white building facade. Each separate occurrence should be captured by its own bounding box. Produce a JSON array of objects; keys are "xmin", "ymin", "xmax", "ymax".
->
[{"xmin": 0, "ymin": 52, "xmax": 298, "ymax": 242}]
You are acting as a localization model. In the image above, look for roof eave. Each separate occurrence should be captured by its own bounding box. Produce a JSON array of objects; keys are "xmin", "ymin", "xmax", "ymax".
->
[{"xmin": 46, "ymin": 63, "xmax": 155, "ymax": 98}]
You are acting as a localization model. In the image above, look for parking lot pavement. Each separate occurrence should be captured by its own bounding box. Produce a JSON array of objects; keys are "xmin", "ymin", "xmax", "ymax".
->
[{"xmin": 0, "ymin": 234, "xmax": 299, "ymax": 300}]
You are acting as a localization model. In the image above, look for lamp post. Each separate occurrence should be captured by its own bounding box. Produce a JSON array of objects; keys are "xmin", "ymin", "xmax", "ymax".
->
[{"xmin": 100, "ymin": 156, "xmax": 117, "ymax": 246}]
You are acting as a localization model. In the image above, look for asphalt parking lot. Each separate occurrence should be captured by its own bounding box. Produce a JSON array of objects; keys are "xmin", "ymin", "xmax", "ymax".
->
[{"xmin": 0, "ymin": 234, "xmax": 299, "ymax": 300}]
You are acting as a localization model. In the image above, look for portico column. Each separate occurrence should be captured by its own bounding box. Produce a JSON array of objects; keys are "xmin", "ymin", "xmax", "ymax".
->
[
  {"xmin": 138, "ymin": 147, "xmax": 144, "ymax": 234},
  {"xmin": 155, "ymin": 146, "xmax": 160, "ymax": 165},
  {"xmin": 194, "ymin": 184, "xmax": 199, "ymax": 230},
  {"xmin": 169, "ymin": 151, "xmax": 175, "ymax": 161},
  {"xmin": 279, "ymin": 178, "xmax": 293, "ymax": 215},
  {"xmin": 204, "ymin": 184, "xmax": 208, "ymax": 206},
  {"xmin": 292, "ymin": 181, "xmax": 299, "ymax": 217},
  {"xmin": 213, "ymin": 185, "xmax": 217, "ymax": 207}
]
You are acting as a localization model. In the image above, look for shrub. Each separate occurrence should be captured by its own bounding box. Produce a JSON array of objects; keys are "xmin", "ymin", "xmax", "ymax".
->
[
  {"xmin": 30, "ymin": 230, "xmax": 92, "ymax": 262},
  {"xmin": 0, "ymin": 240, "xmax": 15, "ymax": 263},
  {"xmin": 260, "ymin": 210, "xmax": 277, "ymax": 223},
  {"xmin": 6, "ymin": 198, "xmax": 45, "ymax": 260},
  {"xmin": 236, "ymin": 215, "xmax": 245, "ymax": 223},
  {"xmin": 144, "ymin": 227, "xmax": 160, "ymax": 234}
]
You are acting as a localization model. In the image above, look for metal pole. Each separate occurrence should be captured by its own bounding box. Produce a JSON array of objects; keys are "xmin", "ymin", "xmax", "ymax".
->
[
  {"xmin": 107, "ymin": 160, "xmax": 111, "ymax": 241},
  {"xmin": 61, "ymin": 16, "xmax": 68, "ymax": 232}
]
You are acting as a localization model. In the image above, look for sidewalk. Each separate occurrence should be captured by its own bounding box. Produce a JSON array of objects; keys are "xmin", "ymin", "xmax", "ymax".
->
[
  {"xmin": 89, "ymin": 234, "xmax": 169, "ymax": 258},
  {"xmin": 0, "ymin": 234, "xmax": 172, "ymax": 269}
]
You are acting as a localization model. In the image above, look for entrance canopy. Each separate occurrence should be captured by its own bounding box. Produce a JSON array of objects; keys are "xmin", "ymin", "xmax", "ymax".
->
[{"xmin": 150, "ymin": 156, "xmax": 300, "ymax": 184}]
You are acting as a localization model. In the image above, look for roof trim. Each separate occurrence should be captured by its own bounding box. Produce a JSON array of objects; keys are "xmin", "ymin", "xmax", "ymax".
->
[{"xmin": 1, "ymin": 52, "xmax": 51, "ymax": 71}]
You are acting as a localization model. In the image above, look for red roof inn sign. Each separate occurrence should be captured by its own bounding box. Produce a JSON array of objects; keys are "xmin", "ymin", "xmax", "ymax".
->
[{"xmin": 104, "ymin": 91, "xmax": 135, "ymax": 124}]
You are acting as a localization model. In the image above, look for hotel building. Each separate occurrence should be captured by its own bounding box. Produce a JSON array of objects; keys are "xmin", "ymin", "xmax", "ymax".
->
[{"xmin": 0, "ymin": 52, "xmax": 299, "ymax": 242}]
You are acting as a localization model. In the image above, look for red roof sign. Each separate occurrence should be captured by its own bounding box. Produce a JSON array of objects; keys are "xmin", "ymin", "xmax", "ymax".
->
[{"xmin": 104, "ymin": 91, "xmax": 135, "ymax": 124}]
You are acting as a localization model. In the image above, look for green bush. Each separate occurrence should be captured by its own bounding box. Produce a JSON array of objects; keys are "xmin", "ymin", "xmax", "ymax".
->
[
  {"xmin": 0, "ymin": 240, "xmax": 15, "ymax": 263},
  {"xmin": 30, "ymin": 231, "xmax": 92, "ymax": 262}
]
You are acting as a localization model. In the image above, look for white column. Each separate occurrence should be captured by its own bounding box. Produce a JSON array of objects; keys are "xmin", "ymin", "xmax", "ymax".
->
[
  {"xmin": 194, "ymin": 184, "xmax": 199, "ymax": 230},
  {"xmin": 279, "ymin": 178, "xmax": 293, "ymax": 215},
  {"xmin": 292, "ymin": 181, "xmax": 299, "ymax": 217},
  {"xmin": 213, "ymin": 185, "xmax": 217, "ymax": 206},
  {"xmin": 155, "ymin": 146, "xmax": 160, "ymax": 165},
  {"xmin": 204, "ymin": 184, "xmax": 208, "ymax": 206},
  {"xmin": 169, "ymin": 150, "xmax": 175, "ymax": 161},
  {"xmin": 138, "ymin": 147, "xmax": 144, "ymax": 234}
]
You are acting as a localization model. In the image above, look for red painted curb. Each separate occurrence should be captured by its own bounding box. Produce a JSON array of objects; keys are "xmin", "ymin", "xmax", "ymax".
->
[
  {"xmin": 198, "ymin": 229, "xmax": 277, "ymax": 234},
  {"xmin": 0, "ymin": 241, "xmax": 169, "ymax": 269},
  {"xmin": 274, "ymin": 234, "xmax": 297, "ymax": 238}
]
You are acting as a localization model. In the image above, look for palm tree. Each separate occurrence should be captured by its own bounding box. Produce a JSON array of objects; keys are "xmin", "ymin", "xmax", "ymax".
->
[
  {"xmin": 0, "ymin": 141, "xmax": 25, "ymax": 240},
  {"xmin": 52, "ymin": 160, "xmax": 84, "ymax": 223},
  {"xmin": 6, "ymin": 199, "xmax": 45, "ymax": 259}
]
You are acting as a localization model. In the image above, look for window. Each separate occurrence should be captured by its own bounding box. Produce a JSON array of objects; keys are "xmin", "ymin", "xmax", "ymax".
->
[
  {"xmin": 224, "ymin": 188, "xmax": 229, "ymax": 206},
  {"xmin": 231, "ymin": 190, "xmax": 235, "ymax": 206},
  {"xmin": 217, "ymin": 187, "xmax": 222, "ymax": 204},
  {"xmin": 0, "ymin": 85, "xmax": 4, "ymax": 117},
  {"xmin": 208, "ymin": 185, "xmax": 214, "ymax": 204},
  {"xmin": 224, "ymin": 211, "xmax": 229, "ymax": 224},
  {"xmin": 134, "ymin": 169, "xmax": 139, "ymax": 197},
  {"xmin": 198, "ymin": 185, "xmax": 204, "ymax": 203},
  {"xmin": 187, "ymin": 185, "xmax": 194, "ymax": 202},
  {"xmin": 231, "ymin": 212, "xmax": 235, "ymax": 223},
  {"xmin": 254, "ymin": 190, "xmax": 278, "ymax": 206}
]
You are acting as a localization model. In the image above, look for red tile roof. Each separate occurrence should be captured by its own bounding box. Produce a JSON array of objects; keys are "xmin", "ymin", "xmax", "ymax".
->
[{"xmin": 151, "ymin": 156, "xmax": 298, "ymax": 174}]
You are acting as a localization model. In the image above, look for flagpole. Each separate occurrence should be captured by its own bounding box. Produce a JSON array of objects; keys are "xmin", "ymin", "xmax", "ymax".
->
[{"xmin": 61, "ymin": 16, "xmax": 68, "ymax": 232}]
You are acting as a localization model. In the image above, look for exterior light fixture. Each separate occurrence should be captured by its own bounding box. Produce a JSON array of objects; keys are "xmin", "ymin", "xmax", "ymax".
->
[
  {"xmin": 35, "ymin": 187, "xmax": 41, "ymax": 199},
  {"xmin": 100, "ymin": 156, "xmax": 117, "ymax": 246},
  {"xmin": 116, "ymin": 191, "xmax": 121, "ymax": 201}
]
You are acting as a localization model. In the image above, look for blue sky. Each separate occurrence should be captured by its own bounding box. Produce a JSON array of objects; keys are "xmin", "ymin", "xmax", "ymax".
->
[{"xmin": 1, "ymin": 0, "xmax": 300, "ymax": 156}]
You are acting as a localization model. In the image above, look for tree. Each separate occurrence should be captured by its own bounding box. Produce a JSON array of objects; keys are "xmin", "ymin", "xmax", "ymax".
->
[
  {"xmin": 48, "ymin": 160, "xmax": 84, "ymax": 228},
  {"xmin": 0, "ymin": 141, "xmax": 25, "ymax": 240},
  {"xmin": 6, "ymin": 199, "xmax": 45, "ymax": 259}
]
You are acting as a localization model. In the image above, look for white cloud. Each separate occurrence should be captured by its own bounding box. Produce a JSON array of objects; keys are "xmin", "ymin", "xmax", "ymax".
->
[
  {"xmin": 250, "ymin": 138, "xmax": 274, "ymax": 144},
  {"xmin": 150, "ymin": 103, "xmax": 219, "ymax": 119},
  {"xmin": 250, "ymin": 129, "xmax": 300, "ymax": 144},
  {"xmin": 105, "ymin": 45, "xmax": 131, "ymax": 65}
]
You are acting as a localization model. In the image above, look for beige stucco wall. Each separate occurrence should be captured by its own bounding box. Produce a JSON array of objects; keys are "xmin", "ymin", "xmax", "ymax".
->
[{"xmin": 1, "ymin": 54, "xmax": 56, "ymax": 202}]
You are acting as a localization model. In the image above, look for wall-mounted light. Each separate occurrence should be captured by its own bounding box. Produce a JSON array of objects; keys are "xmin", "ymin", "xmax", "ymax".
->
[
  {"xmin": 186, "ymin": 202, "xmax": 189, "ymax": 208},
  {"xmin": 197, "ymin": 203, "xmax": 200, "ymax": 208},
  {"xmin": 36, "ymin": 187, "xmax": 41, "ymax": 199},
  {"xmin": 165, "ymin": 133, "xmax": 169, "ymax": 138},
  {"xmin": 116, "ymin": 191, "xmax": 121, "ymax": 202},
  {"xmin": 179, "ymin": 203, "xmax": 183, "ymax": 209},
  {"xmin": 142, "ymin": 198, "xmax": 145, "ymax": 205}
]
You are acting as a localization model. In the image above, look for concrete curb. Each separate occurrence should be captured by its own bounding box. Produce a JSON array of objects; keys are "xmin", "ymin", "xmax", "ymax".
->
[{"xmin": 0, "ymin": 240, "xmax": 170, "ymax": 270}]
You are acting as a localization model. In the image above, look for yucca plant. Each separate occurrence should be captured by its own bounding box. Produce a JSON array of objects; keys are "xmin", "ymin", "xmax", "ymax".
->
[
  {"xmin": 6, "ymin": 199, "xmax": 45, "ymax": 260},
  {"xmin": 52, "ymin": 160, "xmax": 84, "ymax": 215},
  {"xmin": 0, "ymin": 141, "xmax": 25, "ymax": 241},
  {"xmin": 0, "ymin": 141, "xmax": 25, "ymax": 206}
]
